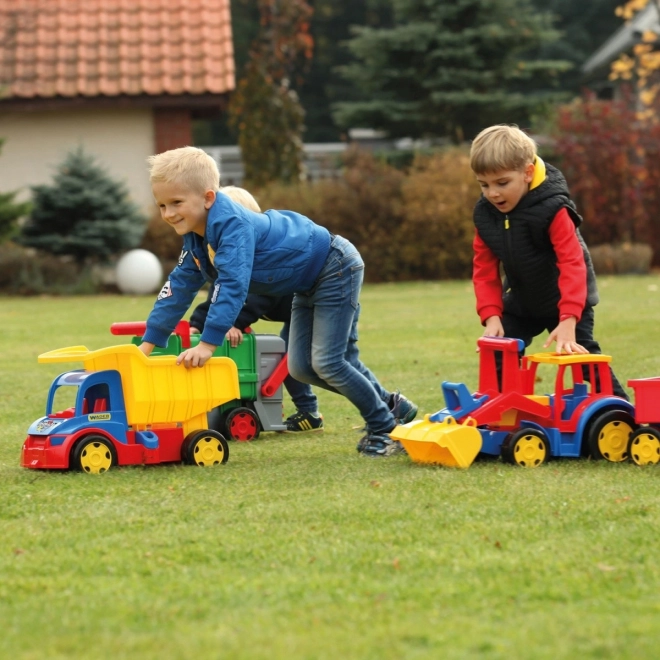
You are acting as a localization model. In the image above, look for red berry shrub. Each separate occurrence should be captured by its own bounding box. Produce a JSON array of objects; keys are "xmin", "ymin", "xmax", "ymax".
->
[{"xmin": 553, "ymin": 95, "xmax": 660, "ymax": 264}]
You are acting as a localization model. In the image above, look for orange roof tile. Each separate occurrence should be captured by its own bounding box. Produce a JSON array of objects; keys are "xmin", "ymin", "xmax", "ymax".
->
[{"xmin": 0, "ymin": 0, "xmax": 234, "ymax": 100}]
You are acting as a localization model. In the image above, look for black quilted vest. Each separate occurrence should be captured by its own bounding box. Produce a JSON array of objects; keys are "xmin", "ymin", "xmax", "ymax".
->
[{"xmin": 473, "ymin": 162, "xmax": 599, "ymax": 318}]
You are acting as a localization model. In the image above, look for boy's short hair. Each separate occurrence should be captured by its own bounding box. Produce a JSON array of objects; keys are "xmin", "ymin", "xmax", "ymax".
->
[
  {"xmin": 147, "ymin": 146, "xmax": 220, "ymax": 194},
  {"xmin": 221, "ymin": 186, "xmax": 261, "ymax": 213},
  {"xmin": 470, "ymin": 125, "xmax": 537, "ymax": 175}
]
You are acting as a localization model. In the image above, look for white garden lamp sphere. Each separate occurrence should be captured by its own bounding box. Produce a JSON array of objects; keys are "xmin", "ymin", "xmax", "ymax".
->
[{"xmin": 116, "ymin": 249, "xmax": 163, "ymax": 295}]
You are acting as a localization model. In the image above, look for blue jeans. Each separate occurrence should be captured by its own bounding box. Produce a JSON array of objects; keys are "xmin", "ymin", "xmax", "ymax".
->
[
  {"xmin": 347, "ymin": 303, "xmax": 390, "ymax": 403},
  {"xmin": 279, "ymin": 322, "xmax": 319, "ymax": 413},
  {"xmin": 288, "ymin": 235, "xmax": 395, "ymax": 434}
]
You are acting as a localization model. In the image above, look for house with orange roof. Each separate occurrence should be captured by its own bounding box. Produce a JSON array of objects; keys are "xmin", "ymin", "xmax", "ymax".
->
[{"xmin": 0, "ymin": 0, "xmax": 234, "ymax": 212}]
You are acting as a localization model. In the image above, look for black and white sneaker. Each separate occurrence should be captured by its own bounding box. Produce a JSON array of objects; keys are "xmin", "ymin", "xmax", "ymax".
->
[
  {"xmin": 356, "ymin": 432, "xmax": 406, "ymax": 457},
  {"xmin": 285, "ymin": 411, "xmax": 324, "ymax": 433}
]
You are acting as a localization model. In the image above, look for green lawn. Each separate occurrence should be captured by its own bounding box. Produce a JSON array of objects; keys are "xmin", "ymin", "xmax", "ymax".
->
[{"xmin": 1, "ymin": 277, "xmax": 660, "ymax": 659}]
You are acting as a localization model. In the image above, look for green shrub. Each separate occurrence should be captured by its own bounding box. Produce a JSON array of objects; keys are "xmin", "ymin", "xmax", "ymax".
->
[{"xmin": 0, "ymin": 243, "xmax": 98, "ymax": 294}]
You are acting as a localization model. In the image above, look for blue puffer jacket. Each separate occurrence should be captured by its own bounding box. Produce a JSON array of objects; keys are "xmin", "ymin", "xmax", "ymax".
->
[{"xmin": 142, "ymin": 191, "xmax": 331, "ymax": 348}]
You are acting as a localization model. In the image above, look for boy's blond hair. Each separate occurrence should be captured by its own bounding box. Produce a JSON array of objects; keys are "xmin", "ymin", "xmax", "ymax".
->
[
  {"xmin": 470, "ymin": 125, "xmax": 537, "ymax": 175},
  {"xmin": 221, "ymin": 186, "xmax": 261, "ymax": 212},
  {"xmin": 147, "ymin": 146, "xmax": 220, "ymax": 195}
]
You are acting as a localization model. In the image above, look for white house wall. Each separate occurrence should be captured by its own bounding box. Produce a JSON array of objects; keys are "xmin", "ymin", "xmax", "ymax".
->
[{"xmin": 0, "ymin": 108, "xmax": 155, "ymax": 214}]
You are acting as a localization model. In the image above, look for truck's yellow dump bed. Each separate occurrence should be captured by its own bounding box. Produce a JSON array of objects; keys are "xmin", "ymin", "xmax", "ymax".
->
[{"xmin": 39, "ymin": 345, "xmax": 240, "ymax": 430}]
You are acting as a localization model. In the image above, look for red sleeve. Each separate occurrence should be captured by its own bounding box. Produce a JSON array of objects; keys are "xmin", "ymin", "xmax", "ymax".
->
[
  {"xmin": 549, "ymin": 207, "xmax": 587, "ymax": 320},
  {"xmin": 473, "ymin": 230, "xmax": 503, "ymax": 324}
]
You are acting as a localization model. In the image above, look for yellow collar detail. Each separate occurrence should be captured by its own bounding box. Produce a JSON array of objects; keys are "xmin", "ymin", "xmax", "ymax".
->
[{"xmin": 529, "ymin": 156, "xmax": 546, "ymax": 191}]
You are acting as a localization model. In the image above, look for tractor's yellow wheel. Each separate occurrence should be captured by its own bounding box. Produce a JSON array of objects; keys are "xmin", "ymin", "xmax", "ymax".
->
[
  {"xmin": 183, "ymin": 430, "xmax": 229, "ymax": 466},
  {"xmin": 628, "ymin": 427, "xmax": 660, "ymax": 466},
  {"xmin": 587, "ymin": 410, "xmax": 635, "ymax": 462},
  {"xmin": 502, "ymin": 428, "xmax": 549, "ymax": 468},
  {"xmin": 73, "ymin": 435, "xmax": 115, "ymax": 474}
]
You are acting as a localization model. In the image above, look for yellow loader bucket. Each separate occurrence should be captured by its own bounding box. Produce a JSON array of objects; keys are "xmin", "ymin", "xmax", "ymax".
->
[{"xmin": 390, "ymin": 415, "xmax": 482, "ymax": 468}]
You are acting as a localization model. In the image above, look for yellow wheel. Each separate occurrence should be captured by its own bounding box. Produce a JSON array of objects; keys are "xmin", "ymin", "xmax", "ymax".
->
[
  {"xmin": 183, "ymin": 430, "xmax": 229, "ymax": 466},
  {"xmin": 501, "ymin": 428, "xmax": 549, "ymax": 468},
  {"xmin": 72, "ymin": 435, "xmax": 115, "ymax": 474},
  {"xmin": 628, "ymin": 427, "xmax": 660, "ymax": 466},
  {"xmin": 587, "ymin": 410, "xmax": 635, "ymax": 462}
]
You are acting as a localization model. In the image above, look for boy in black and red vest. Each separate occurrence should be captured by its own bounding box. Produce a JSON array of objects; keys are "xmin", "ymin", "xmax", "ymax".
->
[{"xmin": 470, "ymin": 124, "xmax": 627, "ymax": 399}]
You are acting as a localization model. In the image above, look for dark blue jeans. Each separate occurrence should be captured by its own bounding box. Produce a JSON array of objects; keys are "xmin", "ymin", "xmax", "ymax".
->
[
  {"xmin": 288, "ymin": 235, "xmax": 395, "ymax": 434},
  {"xmin": 279, "ymin": 322, "xmax": 318, "ymax": 413}
]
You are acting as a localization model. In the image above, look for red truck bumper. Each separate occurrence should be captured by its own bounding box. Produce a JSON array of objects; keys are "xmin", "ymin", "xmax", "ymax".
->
[{"xmin": 21, "ymin": 436, "xmax": 69, "ymax": 469}]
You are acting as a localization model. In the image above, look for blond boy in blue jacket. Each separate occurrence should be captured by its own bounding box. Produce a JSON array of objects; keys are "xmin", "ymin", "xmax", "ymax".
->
[{"xmin": 139, "ymin": 147, "xmax": 416, "ymax": 455}]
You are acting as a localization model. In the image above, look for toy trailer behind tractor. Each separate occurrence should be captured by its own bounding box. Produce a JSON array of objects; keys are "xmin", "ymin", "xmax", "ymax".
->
[{"xmin": 627, "ymin": 377, "xmax": 660, "ymax": 466}]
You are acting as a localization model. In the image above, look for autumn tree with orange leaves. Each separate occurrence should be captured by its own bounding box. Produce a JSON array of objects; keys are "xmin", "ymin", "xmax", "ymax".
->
[
  {"xmin": 609, "ymin": 0, "xmax": 660, "ymax": 120},
  {"xmin": 552, "ymin": 1, "xmax": 660, "ymax": 266},
  {"xmin": 228, "ymin": 0, "xmax": 314, "ymax": 187}
]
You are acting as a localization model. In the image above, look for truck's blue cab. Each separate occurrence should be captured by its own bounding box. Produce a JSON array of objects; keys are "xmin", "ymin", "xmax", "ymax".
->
[{"xmin": 29, "ymin": 369, "xmax": 129, "ymax": 445}]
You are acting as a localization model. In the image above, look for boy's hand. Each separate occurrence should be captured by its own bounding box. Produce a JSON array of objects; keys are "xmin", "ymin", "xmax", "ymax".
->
[
  {"xmin": 483, "ymin": 316, "xmax": 505, "ymax": 337},
  {"xmin": 176, "ymin": 341, "xmax": 216, "ymax": 368},
  {"xmin": 226, "ymin": 327, "xmax": 243, "ymax": 348},
  {"xmin": 477, "ymin": 316, "xmax": 505, "ymax": 352},
  {"xmin": 544, "ymin": 317, "xmax": 588, "ymax": 354},
  {"xmin": 139, "ymin": 342, "xmax": 155, "ymax": 357},
  {"xmin": 189, "ymin": 326, "xmax": 201, "ymax": 335}
]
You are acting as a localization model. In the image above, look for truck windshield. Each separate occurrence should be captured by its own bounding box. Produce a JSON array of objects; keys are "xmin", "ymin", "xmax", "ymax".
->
[
  {"xmin": 50, "ymin": 384, "xmax": 78, "ymax": 416},
  {"xmin": 48, "ymin": 372, "xmax": 110, "ymax": 417}
]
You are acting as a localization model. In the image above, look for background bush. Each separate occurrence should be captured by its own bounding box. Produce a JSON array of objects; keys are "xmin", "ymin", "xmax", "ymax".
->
[
  {"xmin": 0, "ymin": 244, "xmax": 98, "ymax": 294},
  {"xmin": 589, "ymin": 242, "xmax": 654, "ymax": 275},
  {"xmin": 257, "ymin": 147, "xmax": 478, "ymax": 282},
  {"xmin": 399, "ymin": 148, "xmax": 476, "ymax": 279},
  {"xmin": 552, "ymin": 96, "xmax": 660, "ymax": 267}
]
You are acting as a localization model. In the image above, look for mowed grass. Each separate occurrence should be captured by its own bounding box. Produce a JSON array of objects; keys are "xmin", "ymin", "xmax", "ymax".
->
[{"xmin": 1, "ymin": 277, "xmax": 660, "ymax": 660}]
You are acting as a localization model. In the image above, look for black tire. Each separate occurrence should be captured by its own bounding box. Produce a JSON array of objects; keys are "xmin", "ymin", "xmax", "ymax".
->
[
  {"xmin": 586, "ymin": 409, "xmax": 635, "ymax": 462},
  {"xmin": 628, "ymin": 426, "xmax": 660, "ymax": 466},
  {"xmin": 182, "ymin": 429, "xmax": 229, "ymax": 466},
  {"xmin": 72, "ymin": 434, "xmax": 116, "ymax": 474},
  {"xmin": 500, "ymin": 428, "xmax": 549, "ymax": 468},
  {"xmin": 225, "ymin": 406, "xmax": 260, "ymax": 441}
]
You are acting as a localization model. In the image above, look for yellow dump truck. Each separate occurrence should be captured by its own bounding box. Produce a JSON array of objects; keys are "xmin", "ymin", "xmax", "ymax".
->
[{"xmin": 22, "ymin": 344, "xmax": 240, "ymax": 473}]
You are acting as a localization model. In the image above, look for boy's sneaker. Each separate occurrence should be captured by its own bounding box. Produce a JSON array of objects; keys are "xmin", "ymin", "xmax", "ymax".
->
[
  {"xmin": 357, "ymin": 432, "xmax": 406, "ymax": 457},
  {"xmin": 285, "ymin": 411, "xmax": 324, "ymax": 433},
  {"xmin": 389, "ymin": 391, "xmax": 418, "ymax": 425}
]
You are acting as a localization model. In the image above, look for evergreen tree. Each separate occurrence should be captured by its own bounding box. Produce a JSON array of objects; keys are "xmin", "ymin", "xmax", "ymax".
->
[
  {"xmin": 18, "ymin": 148, "xmax": 145, "ymax": 263},
  {"xmin": 334, "ymin": 0, "xmax": 572, "ymax": 142},
  {"xmin": 299, "ymin": 0, "xmax": 394, "ymax": 142},
  {"xmin": 0, "ymin": 139, "xmax": 32, "ymax": 243}
]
